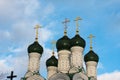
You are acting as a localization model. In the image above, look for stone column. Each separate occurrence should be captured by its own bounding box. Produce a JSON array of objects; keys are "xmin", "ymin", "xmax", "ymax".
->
[
  {"xmin": 58, "ymin": 50, "xmax": 71, "ymax": 73},
  {"xmin": 47, "ymin": 66, "xmax": 57, "ymax": 79},
  {"xmin": 71, "ymin": 46, "xmax": 84, "ymax": 68},
  {"xmin": 28, "ymin": 53, "xmax": 41, "ymax": 72},
  {"xmin": 86, "ymin": 61, "xmax": 97, "ymax": 78}
]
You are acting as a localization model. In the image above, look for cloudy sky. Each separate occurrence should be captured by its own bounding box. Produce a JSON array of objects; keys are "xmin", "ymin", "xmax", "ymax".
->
[{"xmin": 0, "ymin": 0, "xmax": 120, "ymax": 80}]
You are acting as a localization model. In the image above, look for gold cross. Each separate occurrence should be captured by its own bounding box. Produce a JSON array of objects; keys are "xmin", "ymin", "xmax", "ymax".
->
[
  {"xmin": 62, "ymin": 18, "xmax": 70, "ymax": 35},
  {"xmin": 88, "ymin": 34, "xmax": 95, "ymax": 50},
  {"xmin": 51, "ymin": 40, "xmax": 56, "ymax": 55},
  {"xmin": 74, "ymin": 17, "xmax": 82, "ymax": 34},
  {"xmin": 34, "ymin": 24, "xmax": 42, "ymax": 41}
]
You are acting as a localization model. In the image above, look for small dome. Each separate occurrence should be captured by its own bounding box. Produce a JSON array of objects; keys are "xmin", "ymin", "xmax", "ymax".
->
[
  {"xmin": 84, "ymin": 50, "xmax": 99, "ymax": 62},
  {"xmin": 71, "ymin": 34, "xmax": 86, "ymax": 48},
  {"xmin": 46, "ymin": 55, "xmax": 58, "ymax": 67},
  {"xmin": 28, "ymin": 41, "xmax": 43, "ymax": 54},
  {"xmin": 56, "ymin": 35, "xmax": 71, "ymax": 52}
]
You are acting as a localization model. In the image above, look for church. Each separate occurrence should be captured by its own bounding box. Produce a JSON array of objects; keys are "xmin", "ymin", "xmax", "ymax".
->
[{"xmin": 21, "ymin": 17, "xmax": 99, "ymax": 80}]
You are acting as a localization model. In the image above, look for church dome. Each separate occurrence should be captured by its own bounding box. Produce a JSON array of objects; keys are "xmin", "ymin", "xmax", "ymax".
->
[
  {"xmin": 46, "ymin": 55, "xmax": 58, "ymax": 67},
  {"xmin": 70, "ymin": 34, "xmax": 86, "ymax": 48},
  {"xmin": 56, "ymin": 35, "xmax": 71, "ymax": 52},
  {"xmin": 28, "ymin": 41, "xmax": 43, "ymax": 54},
  {"xmin": 84, "ymin": 50, "xmax": 99, "ymax": 62}
]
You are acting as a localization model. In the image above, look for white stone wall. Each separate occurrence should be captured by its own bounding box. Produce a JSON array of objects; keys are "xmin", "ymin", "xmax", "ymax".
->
[
  {"xmin": 73, "ymin": 73, "xmax": 88, "ymax": 80},
  {"xmin": 28, "ymin": 53, "xmax": 41, "ymax": 72},
  {"xmin": 47, "ymin": 66, "xmax": 57, "ymax": 79},
  {"xmin": 58, "ymin": 50, "xmax": 71, "ymax": 73},
  {"xmin": 24, "ymin": 52, "xmax": 45, "ymax": 80},
  {"xmin": 86, "ymin": 61, "xmax": 97, "ymax": 78},
  {"xmin": 71, "ymin": 46, "xmax": 84, "ymax": 68},
  {"xmin": 27, "ymin": 75, "xmax": 44, "ymax": 80},
  {"xmin": 25, "ymin": 71, "xmax": 33, "ymax": 78},
  {"xmin": 49, "ymin": 73, "xmax": 70, "ymax": 80}
]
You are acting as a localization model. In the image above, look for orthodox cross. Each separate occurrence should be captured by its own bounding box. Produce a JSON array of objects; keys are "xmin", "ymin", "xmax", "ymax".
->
[
  {"xmin": 34, "ymin": 24, "xmax": 42, "ymax": 41},
  {"xmin": 51, "ymin": 40, "xmax": 56, "ymax": 56},
  {"xmin": 88, "ymin": 34, "xmax": 95, "ymax": 50},
  {"xmin": 74, "ymin": 17, "xmax": 82, "ymax": 34},
  {"xmin": 7, "ymin": 71, "xmax": 17, "ymax": 80},
  {"xmin": 62, "ymin": 18, "xmax": 70, "ymax": 35}
]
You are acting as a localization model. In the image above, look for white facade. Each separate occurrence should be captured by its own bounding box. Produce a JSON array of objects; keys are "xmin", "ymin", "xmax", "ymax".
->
[
  {"xmin": 71, "ymin": 46, "xmax": 84, "ymax": 68},
  {"xmin": 28, "ymin": 53, "xmax": 41, "ymax": 72},
  {"xmin": 58, "ymin": 50, "xmax": 71, "ymax": 73},
  {"xmin": 22, "ymin": 33, "xmax": 99, "ymax": 80},
  {"xmin": 47, "ymin": 46, "xmax": 98, "ymax": 80},
  {"xmin": 47, "ymin": 66, "xmax": 57, "ymax": 79},
  {"xmin": 86, "ymin": 61, "xmax": 98, "ymax": 78},
  {"xmin": 23, "ymin": 46, "xmax": 98, "ymax": 80},
  {"xmin": 24, "ymin": 52, "xmax": 44, "ymax": 80}
]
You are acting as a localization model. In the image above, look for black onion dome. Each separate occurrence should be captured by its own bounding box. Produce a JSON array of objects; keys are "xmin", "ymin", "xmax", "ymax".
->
[
  {"xmin": 71, "ymin": 34, "xmax": 86, "ymax": 48},
  {"xmin": 46, "ymin": 55, "xmax": 58, "ymax": 67},
  {"xmin": 56, "ymin": 35, "xmax": 71, "ymax": 52},
  {"xmin": 28, "ymin": 41, "xmax": 43, "ymax": 54},
  {"xmin": 84, "ymin": 50, "xmax": 99, "ymax": 62}
]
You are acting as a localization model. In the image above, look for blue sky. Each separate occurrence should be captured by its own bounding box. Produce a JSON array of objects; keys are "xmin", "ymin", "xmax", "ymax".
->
[{"xmin": 0, "ymin": 0, "xmax": 120, "ymax": 80}]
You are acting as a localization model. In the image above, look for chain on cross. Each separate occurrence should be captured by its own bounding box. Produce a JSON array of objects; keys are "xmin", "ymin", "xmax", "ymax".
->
[
  {"xmin": 62, "ymin": 18, "xmax": 70, "ymax": 35},
  {"xmin": 34, "ymin": 24, "xmax": 42, "ymax": 41},
  {"xmin": 88, "ymin": 34, "xmax": 95, "ymax": 50},
  {"xmin": 74, "ymin": 17, "xmax": 82, "ymax": 34}
]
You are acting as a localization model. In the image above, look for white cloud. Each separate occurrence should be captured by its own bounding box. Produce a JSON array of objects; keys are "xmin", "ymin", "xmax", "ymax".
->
[
  {"xmin": 11, "ymin": 21, "xmax": 34, "ymax": 42},
  {"xmin": 0, "ymin": 46, "xmax": 55, "ymax": 80},
  {"xmin": 0, "ymin": 0, "xmax": 55, "ymax": 44},
  {"xmin": 40, "ymin": 28, "xmax": 53, "ymax": 43},
  {"xmin": 0, "ymin": 30, "xmax": 11, "ymax": 41},
  {"xmin": 10, "ymin": 56, "xmax": 28, "ymax": 80},
  {"xmin": 0, "ymin": 0, "xmax": 55, "ymax": 22},
  {"xmin": 0, "ymin": 1, "xmax": 55, "ymax": 79},
  {"xmin": 0, "ymin": 0, "xmax": 55, "ymax": 43},
  {"xmin": 23, "ymin": 0, "xmax": 41, "ymax": 16},
  {"xmin": 0, "ymin": 59, "xmax": 13, "ymax": 72},
  {"xmin": 0, "ymin": 0, "xmax": 56, "ymax": 79},
  {"xmin": 0, "ymin": 0, "xmax": 41, "ymax": 20},
  {"xmin": 40, "ymin": 3, "xmax": 54, "ymax": 20},
  {"xmin": 98, "ymin": 71, "xmax": 120, "ymax": 80},
  {"xmin": 8, "ymin": 46, "xmax": 25, "ymax": 53},
  {"xmin": 10, "ymin": 20, "xmax": 55, "ymax": 46},
  {"xmin": 97, "ymin": 62, "xmax": 104, "ymax": 69},
  {"xmin": 0, "ymin": 54, "xmax": 28, "ymax": 80}
]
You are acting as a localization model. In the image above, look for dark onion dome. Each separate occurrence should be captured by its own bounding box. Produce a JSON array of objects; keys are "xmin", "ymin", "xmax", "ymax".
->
[
  {"xmin": 84, "ymin": 50, "xmax": 99, "ymax": 62},
  {"xmin": 70, "ymin": 34, "xmax": 86, "ymax": 48},
  {"xmin": 28, "ymin": 41, "xmax": 43, "ymax": 54},
  {"xmin": 46, "ymin": 55, "xmax": 58, "ymax": 67},
  {"xmin": 56, "ymin": 35, "xmax": 71, "ymax": 52}
]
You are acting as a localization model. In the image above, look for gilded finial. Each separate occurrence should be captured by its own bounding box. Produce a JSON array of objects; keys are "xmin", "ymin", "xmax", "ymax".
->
[
  {"xmin": 62, "ymin": 18, "xmax": 70, "ymax": 35},
  {"xmin": 34, "ymin": 24, "xmax": 42, "ymax": 41},
  {"xmin": 88, "ymin": 34, "xmax": 95, "ymax": 50},
  {"xmin": 74, "ymin": 17, "xmax": 82, "ymax": 34},
  {"xmin": 51, "ymin": 40, "xmax": 56, "ymax": 56}
]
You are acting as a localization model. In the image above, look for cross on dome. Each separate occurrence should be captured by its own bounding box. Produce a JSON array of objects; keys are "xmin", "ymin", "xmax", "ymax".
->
[
  {"xmin": 51, "ymin": 40, "xmax": 56, "ymax": 56},
  {"xmin": 62, "ymin": 18, "xmax": 70, "ymax": 35},
  {"xmin": 34, "ymin": 24, "xmax": 42, "ymax": 41},
  {"xmin": 74, "ymin": 17, "xmax": 82, "ymax": 34},
  {"xmin": 88, "ymin": 34, "xmax": 95, "ymax": 50}
]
